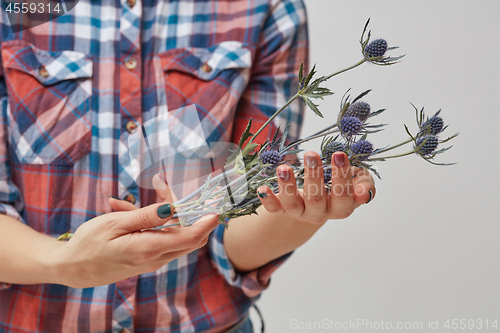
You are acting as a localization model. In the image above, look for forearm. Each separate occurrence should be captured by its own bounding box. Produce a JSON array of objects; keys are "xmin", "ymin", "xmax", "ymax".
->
[
  {"xmin": 0, "ymin": 214, "xmax": 64, "ymax": 285},
  {"xmin": 223, "ymin": 206, "xmax": 325, "ymax": 272}
]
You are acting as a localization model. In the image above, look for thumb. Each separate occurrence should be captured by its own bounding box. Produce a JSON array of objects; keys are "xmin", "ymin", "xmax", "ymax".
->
[{"xmin": 110, "ymin": 203, "xmax": 175, "ymax": 236}]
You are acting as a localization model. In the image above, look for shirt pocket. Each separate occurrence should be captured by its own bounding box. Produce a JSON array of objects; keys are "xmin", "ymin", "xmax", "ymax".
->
[
  {"xmin": 159, "ymin": 41, "xmax": 252, "ymax": 116},
  {"xmin": 1, "ymin": 40, "xmax": 92, "ymax": 165}
]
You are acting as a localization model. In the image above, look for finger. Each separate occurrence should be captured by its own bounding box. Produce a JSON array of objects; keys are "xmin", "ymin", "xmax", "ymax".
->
[
  {"xmin": 153, "ymin": 172, "xmax": 178, "ymax": 203},
  {"xmin": 351, "ymin": 167, "xmax": 375, "ymax": 205},
  {"xmin": 330, "ymin": 152, "xmax": 355, "ymax": 217},
  {"xmin": 109, "ymin": 202, "xmax": 176, "ymax": 237},
  {"xmin": 353, "ymin": 181, "xmax": 375, "ymax": 205},
  {"xmin": 145, "ymin": 214, "xmax": 219, "ymax": 254},
  {"xmin": 109, "ymin": 196, "xmax": 139, "ymax": 212},
  {"xmin": 302, "ymin": 152, "xmax": 326, "ymax": 212},
  {"xmin": 276, "ymin": 164, "xmax": 304, "ymax": 217},
  {"xmin": 257, "ymin": 186, "xmax": 284, "ymax": 214}
]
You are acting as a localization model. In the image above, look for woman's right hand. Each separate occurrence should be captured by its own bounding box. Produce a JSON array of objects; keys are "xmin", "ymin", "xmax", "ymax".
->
[{"xmin": 50, "ymin": 203, "xmax": 219, "ymax": 289}]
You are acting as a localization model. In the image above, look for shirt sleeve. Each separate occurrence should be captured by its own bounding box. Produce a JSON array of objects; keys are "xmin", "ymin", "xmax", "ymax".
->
[
  {"xmin": 207, "ymin": 0, "xmax": 308, "ymax": 298},
  {"xmin": 0, "ymin": 38, "xmax": 26, "ymax": 290}
]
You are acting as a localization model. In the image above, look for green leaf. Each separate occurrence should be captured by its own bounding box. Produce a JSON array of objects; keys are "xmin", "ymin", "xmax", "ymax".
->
[
  {"xmin": 241, "ymin": 143, "xmax": 259, "ymax": 157},
  {"xmin": 238, "ymin": 118, "xmax": 254, "ymax": 149},
  {"xmin": 303, "ymin": 97, "xmax": 324, "ymax": 118}
]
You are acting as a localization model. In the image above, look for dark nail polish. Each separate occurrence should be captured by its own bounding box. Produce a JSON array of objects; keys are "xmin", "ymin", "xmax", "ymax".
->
[
  {"xmin": 109, "ymin": 195, "xmax": 121, "ymax": 200},
  {"xmin": 158, "ymin": 172, "xmax": 167, "ymax": 183},
  {"xmin": 258, "ymin": 192, "xmax": 267, "ymax": 199},
  {"xmin": 366, "ymin": 190, "xmax": 373, "ymax": 204},
  {"xmin": 351, "ymin": 174, "xmax": 357, "ymax": 178},
  {"xmin": 333, "ymin": 153, "xmax": 345, "ymax": 168},
  {"xmin": 304, "ymin": 155, "xmax": 317, "ymax": 169},
  {"xmin": 278, "ymin": 169, "xmax": 290, "ymax": 182},
  {"xmin": 157, "ymin": 204, "xmax": 172, "ymax": 218}
]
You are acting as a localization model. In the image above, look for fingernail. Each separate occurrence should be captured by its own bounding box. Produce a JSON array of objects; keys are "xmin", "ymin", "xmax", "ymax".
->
[
  {"xmin": 278, "ymin": 169, "xmax": 290, "ymax": 182},
  {"xmin": 157, "ymin": 204, "xmax": 172, "ymax": 218},
  {"xmin": 352, "ymin": 174, "xmax": 357, "ymax": 179},
  {"xmin": 333, "ymin": 153, "xmax": 345, "ymax": 168},
  {"xmin": 158, "ymin": 172, "xmax": 166, "ymax": 182},
  {"xmin": 366, "ymin": 190, "xmax": 373, "ymax": 204},
  {"xmin": 258, "ymin": 192, "xmax": 267, "ymax": 199},
  {"xmin": 109, "ymin": 195, "xmax": 121, "ymax": 200},
  {"xmin": 304, "ymin": 155, "xmax": 317, "ymax": 169}
]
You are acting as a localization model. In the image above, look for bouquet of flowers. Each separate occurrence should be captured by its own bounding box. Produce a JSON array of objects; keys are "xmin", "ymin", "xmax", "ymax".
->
[{"xmin": 151, "ymin": 19, "xmax": 458, "ymax": 229}]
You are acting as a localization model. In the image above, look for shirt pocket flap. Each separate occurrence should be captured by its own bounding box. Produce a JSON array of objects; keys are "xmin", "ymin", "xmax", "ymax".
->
[
  {"xmin": 1, "ymin": 40, "xmax": 93, "ymax": 86},
  {"xmin": 161, "ymin": 41, "xmax": 252, "ymax": 81}
]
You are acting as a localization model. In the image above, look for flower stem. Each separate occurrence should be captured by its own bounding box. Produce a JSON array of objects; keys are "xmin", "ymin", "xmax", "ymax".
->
[
  {"xmin": 322, "ymin": 58, "xmax": 367, "ymax": 81},
  {"xmin": 373, "ymin": 138, "xmax": 413, "ymax": 155},
  {"xmin": 249, "ymin": 93, "xmax": 299, "ymax": 145},
  {"xmin": 370, "ymin": 149, "xmax": 416, "ymax": 161}
]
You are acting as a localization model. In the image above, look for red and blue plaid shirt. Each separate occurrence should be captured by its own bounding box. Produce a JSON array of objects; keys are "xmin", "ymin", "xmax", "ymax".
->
[{"xmin": 0, "ymin": 0, "xmax": 308, "ymax": 332}]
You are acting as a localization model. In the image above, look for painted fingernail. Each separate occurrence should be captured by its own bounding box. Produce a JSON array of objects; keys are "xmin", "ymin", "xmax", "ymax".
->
[
  {"xmin": 158, "ymin": 172, "xmax": 166, "ymax": 182},
  {"xmin": 157, "ymin": 204, "xmax": 172, "ymax": 218},
  {"xmin": 278, "ymin": 169, "xmax": 290, "ymax": 182},
  {"xmin": 333, "ymin": 153, "xmax": 345, "ymax": 168},
  {"xmin": 366, "ymin": 190, "xmax": 373, "ymax": 204},
  {"xmin": 305, "ymin": 155, "xmax": 318, "ymax": 169},
  {"xmin": 258, "ymin": 192, "xmax": 267, "ymax": 199},
  {"xmin": 109, "ymin": 195, "xmax": 121, "ymax": 200},
  {"xmin": 352, "ymin": 174, "xmax": 357, "ymax": 178}
]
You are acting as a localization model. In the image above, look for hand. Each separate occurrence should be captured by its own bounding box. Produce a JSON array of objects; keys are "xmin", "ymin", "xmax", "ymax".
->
[
  {"xmin": 51, "ymin": 200, "xmax": 218, "ymax": 289},
  {"xmin": 256, "ymin": 151, "xmax": 375, "ymax": 224}
]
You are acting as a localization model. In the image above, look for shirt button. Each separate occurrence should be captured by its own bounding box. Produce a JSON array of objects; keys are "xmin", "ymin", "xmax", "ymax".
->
[
  {"xmin": 124, "ymin": 57, "xmax": 137, "ymax": 70},
  {"xmin": 125, "ymin": 121, "xmax": 137, "ymax": 133},
  {"xmin": 124, "ymin": 194, "xmax": 136, "ymax": 204},
  {"xmin": 39, "ymin": 66, "xmax": 49, "ymax": 77},
  {"xmin": 200, "ymin": 63, "xmax": 212, "ymax": 73},
  {"xmin": 126, "ymin": 0, "xmax": 136, "ymax": 8}
]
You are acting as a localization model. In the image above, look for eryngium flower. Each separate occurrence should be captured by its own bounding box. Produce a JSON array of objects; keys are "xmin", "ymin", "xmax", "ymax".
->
[
  {"xmin": 324, "ymin": 168, "xmax": 332, "ymax": 183},
  {"xmin": 351, "ymin": 140, "xmax": 374, "ymax": 161},
  {"xmin": 322, "ymin": 141, "xmax": 346, "ymax": 161},
  {"xmin": 346, "ymin": 101, "xmax": 370, "ymax": 122},
  {"xmin": 421, "ymin": 116, "xmax": 444, "ymax": 135},
  {"xmin": 339, "ymin": 116, "xmax": 363, "ymax": 136},
  {"xmin": 259, "ymin": 150, "xmax": 284, "ymax": 168},
  {"xmin": 365, "ymin": 39, "xmax": 388, "ymax": 58},
  {"xmin": 415, "ymin": 135, "xmax": 439, "ymax": 156}
]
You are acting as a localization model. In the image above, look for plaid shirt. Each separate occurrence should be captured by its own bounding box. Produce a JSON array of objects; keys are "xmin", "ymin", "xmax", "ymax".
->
[{"xmin": 0, "ymin": 0, "xmax": 307, "ymax": 332}]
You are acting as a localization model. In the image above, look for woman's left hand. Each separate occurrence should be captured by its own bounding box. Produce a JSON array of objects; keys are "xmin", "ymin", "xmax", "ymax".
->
[{"xmin": 256, "ymin": 151, "xmax": 375, "ymax": 224}]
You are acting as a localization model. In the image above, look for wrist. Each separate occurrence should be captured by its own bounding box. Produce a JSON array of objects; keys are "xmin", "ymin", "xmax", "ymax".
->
[{"xmin": 34, "ymin": 238, "xmax": 68, "ymax": 285}]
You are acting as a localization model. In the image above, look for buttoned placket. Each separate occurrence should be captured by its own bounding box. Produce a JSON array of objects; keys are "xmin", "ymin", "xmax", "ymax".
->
[{"xmin": 114, "ymin": 0, "xmax": 143, "ymax": 332}]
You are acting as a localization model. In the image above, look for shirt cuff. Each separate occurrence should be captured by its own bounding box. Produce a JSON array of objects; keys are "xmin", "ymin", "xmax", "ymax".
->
[
  {"xmin": 0, "ymin": 202, "xmax": 25, "ymax": 223},
  {"xmin": 207, "ymin": 223, "xmax": 293, "ymax": 299}
]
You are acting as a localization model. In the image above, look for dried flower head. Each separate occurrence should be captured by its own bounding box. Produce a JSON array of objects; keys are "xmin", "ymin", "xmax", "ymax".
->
[
  {"xmin": 421, "ymin": 116, "xmax": 444, "ymax": 135},
  {"xmin": 322, "ymin": 141, "xmax": 346, "ymax": 161},
  {"xmin": 364, "ymin": 39, "xmax": 388, "ymax": 58},
  {"xmin": 259, "ymin": 149, "xmax": 284, "ymax": 169},
  {"xmin": 415, "ymin": 135, "xmax": 439, "ymax": 156},
  {"xmin": 346, "ymin": 101, "xmax": 371, "ymax": 122},
  {"xmin": 351, "ymin": 140, "xmax": 374, "ymax": 161},
  {"xmin": 339, "ymin": 116, "xmax": 363, "ymax": 136}
]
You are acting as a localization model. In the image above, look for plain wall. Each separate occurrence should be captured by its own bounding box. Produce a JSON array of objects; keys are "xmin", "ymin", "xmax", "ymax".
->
[{"xmin": 252, "ymin": 1, "xmax": 500, "ymax": 332}]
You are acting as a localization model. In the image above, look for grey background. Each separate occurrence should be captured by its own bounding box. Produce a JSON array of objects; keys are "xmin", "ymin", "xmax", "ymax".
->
[{"xmin": 252, "ymin": 1, "xmax": 500, "ymax": 332}]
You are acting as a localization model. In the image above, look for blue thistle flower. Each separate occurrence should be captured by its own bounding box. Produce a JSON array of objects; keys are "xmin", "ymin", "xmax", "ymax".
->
[
  {"xmin": 365, "ymin": 39, "xmax": 388, "ymax": 58},
  {"xmin": 322, "ymin": 141, "xmax": 345, "ymax": 161},
  {"xmin": 259, "ymin": 150, "xmax": 284, "ymax": 169},
  {"xmin": 346, "ymin": 101, "xmax": 371, "ymax": 122},
  {"xmin": 339, "ymin": 116, "xmax": 363, "ymax": 136},
  {"xmin": 351, "ymin": 140, "xmax": 374, "ymax": 161},
  {"xmin": 324, "ymin": 168, "xmax": 332, "ymax": 183},
  {"xmin": 421, "ymin": 116, "xmax": 444, "ymax": 135},
  {"xmin": 415, "ymin": 135, "xmax": 439, "ymax": 156}
]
